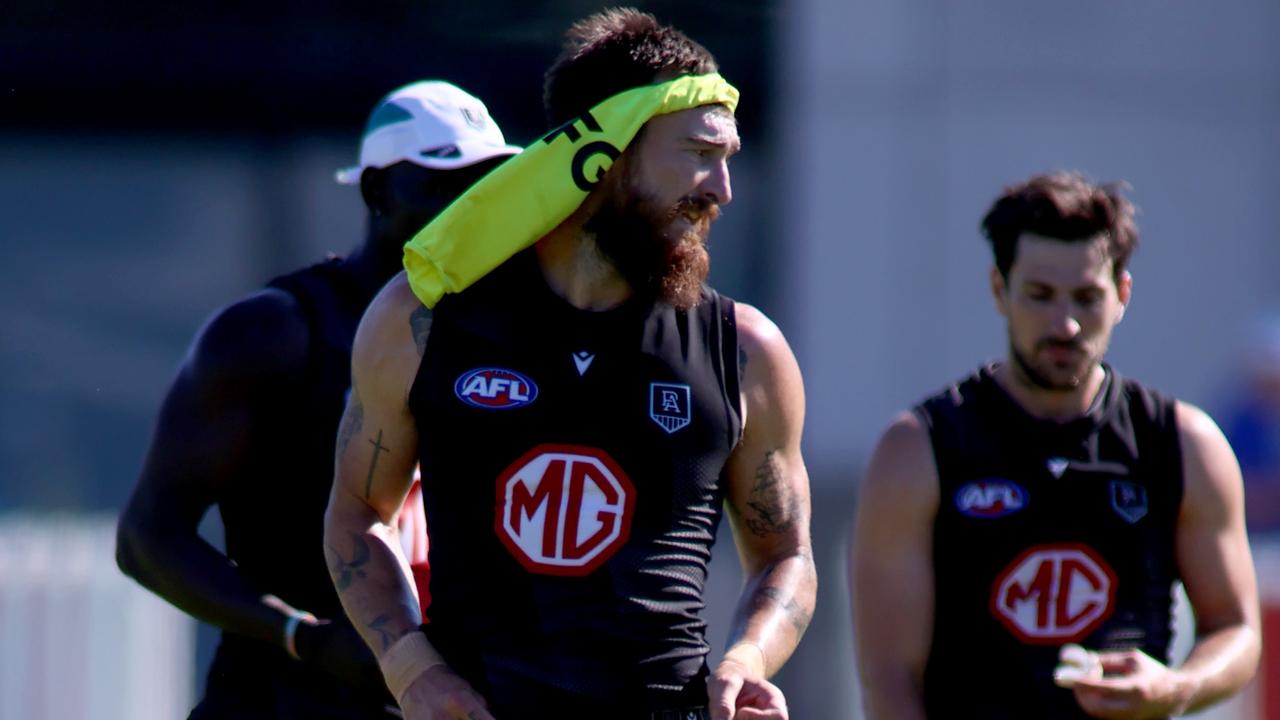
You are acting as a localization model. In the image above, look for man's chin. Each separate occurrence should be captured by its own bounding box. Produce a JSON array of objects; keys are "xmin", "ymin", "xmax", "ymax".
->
[
  {"xmin": 1037, "ymin": 364, "xmax": 1090, "ymax": 391},
  {"xmin": 657, "ymin": 244, "xmax": 710, "ymax": 310}
]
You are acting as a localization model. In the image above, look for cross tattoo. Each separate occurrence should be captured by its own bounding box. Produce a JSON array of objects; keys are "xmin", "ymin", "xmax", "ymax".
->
[{"xmin": 364, "ymin": 429, "xmax": 389, "ymax": 498}]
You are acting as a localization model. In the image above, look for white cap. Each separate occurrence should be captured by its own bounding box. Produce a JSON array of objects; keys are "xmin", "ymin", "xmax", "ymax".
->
[{"xmin": 335, "ymin": 80, "xmax": 522, "ymax": 184}]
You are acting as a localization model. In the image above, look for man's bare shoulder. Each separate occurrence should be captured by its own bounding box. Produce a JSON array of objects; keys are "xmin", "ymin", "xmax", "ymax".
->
[
  {"xmin": 1175, "ymin": 400, "xmax": 1244, "ymax": 513},
  {"xmin": 355, "ymin": 272, "xmax": 430, "ymax": 353},
  {"xmin": 731, "ymin": 301, "xmax": 803, "ymax": 435},
  {"xmin": 733, "ymin": 301, "xmax": 787, "ymax": 363},
  {"xmin": 351, "ymin": 272, "xmax": 430, "ymax": 407},
  {"xmin": 188, "ymin": 287, "xmax": 310, "ymax": 386},
  {"xmin": 864, "ymin": 410, "xmax": 938, "ymax": 498}
]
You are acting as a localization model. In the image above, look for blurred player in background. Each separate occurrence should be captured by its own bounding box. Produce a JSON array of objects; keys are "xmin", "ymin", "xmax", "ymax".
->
[
  {"xmin": 850, "ymin": 171, "xmax": 1259, "ymax": 719},
  {"xmin": 1220, "ymin": 316, "xmax": 1280, "ymax": 536},
  {"xmin": 116, "ymin": 80, "xmax": 518, "ymax": 719}
]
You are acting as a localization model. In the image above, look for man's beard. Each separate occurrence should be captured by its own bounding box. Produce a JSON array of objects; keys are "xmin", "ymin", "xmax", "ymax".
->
[
  {"xmin": 1009, "ymin": 337, "xmax": 1095, "ymax": 392},
  {"xmin": 585, "ymin": 182, "xmax": 717, "ymax": 311}
]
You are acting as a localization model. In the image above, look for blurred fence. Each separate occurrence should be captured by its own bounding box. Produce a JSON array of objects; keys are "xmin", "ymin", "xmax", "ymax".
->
[
  {"xmin": 0, "ymin": 513, "xmax": 1275, "ymax": 718},
  {"xmin": 0, "ymin": 515, "xmax": 194, "ymax": 720}
]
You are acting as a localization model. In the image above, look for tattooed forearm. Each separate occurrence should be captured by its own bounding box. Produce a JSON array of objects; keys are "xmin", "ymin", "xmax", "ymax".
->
[
  {"xmin": 744, "ymin": 450, "xmax": 801, "ymax": 537},
  {"xmin": 336, "ymin": 382, "xmax": 364, "ymax": 458},
  {"xmin": 750, "ymin": 586, "xmax": 813, "ymax": 636},
  {"xmin": 368, "ymin": 614, "xmax": 396, "ymax": 651},
  {"xmin": 327, "ymin": 534, "xmax": 372, "ymax": 591},
  {"xmin": 409, "ymin": 305, "xmax": 433, "ymax": 356},
  {"xmin": 364, "ymin": 429, "xmax": 390, "ymax": 499}
]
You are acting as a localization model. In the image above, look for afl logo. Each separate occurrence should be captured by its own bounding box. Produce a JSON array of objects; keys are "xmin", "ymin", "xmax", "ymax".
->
[
  {"xmin": 454, "ymin": 368, "xmax": 538, "ymax": 409},
  {"xmin": 955, "ymin": 479, "xmax": 1027, "ymax": 518}
]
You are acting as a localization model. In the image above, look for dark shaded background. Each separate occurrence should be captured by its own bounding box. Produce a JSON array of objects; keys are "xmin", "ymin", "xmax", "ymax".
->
[
  {"xmin": 1, "ymin": 0, "xmax": 782, "ymax": 511},
  {"xmin": 5, "ymin": 2, "xmax": 775, "ymax": 141}
]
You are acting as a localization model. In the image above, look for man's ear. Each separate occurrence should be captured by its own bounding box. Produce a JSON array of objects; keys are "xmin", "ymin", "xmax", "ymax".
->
[
  {"xmin": 991, "ymin": 266, "xmax": 1010, "ymax": 318},
  {"xmin": 1115, "ymin": 270, "xmax": 1133, "ymax": 323},
  {"xmin": 360, "ymin": 168, "xmax": 388, "ymax": 215}
]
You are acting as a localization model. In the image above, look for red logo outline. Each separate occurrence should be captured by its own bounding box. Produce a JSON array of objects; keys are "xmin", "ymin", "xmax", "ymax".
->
[
  {"xmin": 989, "ymin": 542, "xmax": 1118, "ymax": 644},
  {"xmin": 454, "ymin": 367, "xmax": 538, "ymax": 409},
  {"xmin": 493, "ymin": 444, "xmax": 635, "ymax": 577},
  {"xmin": 954, "ymin": 479, "xmax": 1027, "ymax": 518}
]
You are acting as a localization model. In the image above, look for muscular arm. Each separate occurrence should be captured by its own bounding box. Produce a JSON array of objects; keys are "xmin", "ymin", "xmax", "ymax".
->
[
  {"xmin": 1172, "ymin": 402, "xmax": 1261, "ymax": 710},
  {"xmin": 324, "ymin": 273, "xmax": 490, "ymax": 718},
  {"xmin": 115, "ymin": 290, "xmax": 314, "ymax": 646},
  {"xmin": 718, "ymin": 304, "xmax": 816, "ymax": 681},
  {"xmin": 325, "ymin": 273, "xmax": 425, "ymax": 655},
  {"xmin": 848, "ymin": 411, "xmax": 937, "ymax": 720},
  {"xmin": 1071, "ymin": 402, "xmax": 1261, "ymax": 718}
]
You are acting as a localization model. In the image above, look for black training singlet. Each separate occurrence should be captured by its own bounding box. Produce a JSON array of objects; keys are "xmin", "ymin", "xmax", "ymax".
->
[
  {"xmin": 918, "ymin": 364, "xmax": 1183, "ymax": 720},
  {"xmin": 197, "ymin": 259, "xmax": 394, "ymax": 718},
  {"xmin": 408, "ymin": 250, "xmax": 742, "ymax": 712}
]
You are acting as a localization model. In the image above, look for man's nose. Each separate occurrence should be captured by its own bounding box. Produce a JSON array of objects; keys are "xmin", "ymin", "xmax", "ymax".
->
[
  {"xmin": 701, "ymin": 159, "xmax": 732, "ymax": 207},
  {"xmin": 1048, "ymin": 301, "xmax": 1081, "ymax": 339}
]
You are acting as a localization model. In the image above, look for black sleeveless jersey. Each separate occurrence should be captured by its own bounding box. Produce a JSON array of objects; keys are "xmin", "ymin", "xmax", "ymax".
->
[
  {"xmin": 408, "ymin": 250, "xmax": 743, "ymax": 709},
  {"xmin": 200, "ymin": 258, "xmax": 393, "ymax": 717},
  {"xmin": 917, "ymin": 364, "xmax": 1183, "ymax": 719}
]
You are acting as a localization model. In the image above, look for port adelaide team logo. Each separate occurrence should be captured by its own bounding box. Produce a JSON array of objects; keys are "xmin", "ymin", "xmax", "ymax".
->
[
  {"xmin": 649, "ymin": 382, "xmax": 692, "ymax": 434},
  {"xmin": 454, "ymin": 367, "xmax": 538, "ymax": 409},
  {"xmin": 1110, "ymin": 480, "xmax": 1148, "ymax": 523}
]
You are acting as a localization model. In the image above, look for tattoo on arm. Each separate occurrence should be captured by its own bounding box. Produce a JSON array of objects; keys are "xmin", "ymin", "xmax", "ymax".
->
[
  {"xmin": 409, "ymin": 306, "xmax": 433, "ymax": 356},
  {"xmin": 368, "ymin": 614, "xmax": 396, "ymax": 651},
  {"xmin": 750, "ymin": 586, "xmax": 813, "ymax": 635},
  {"xmin": 336, "ymin": 382, "xmax": 364, "ymax": 458},
  {"xmin": 364, "ymin": 429, "xmax": 390, "ymax": 499},
  {"xmin": 744, "ymin": 450, "xmax": 800, "ymax": 537},
  {"xmin": 328, "ymin": 534, "xmax": 372, "ymax": 591}
]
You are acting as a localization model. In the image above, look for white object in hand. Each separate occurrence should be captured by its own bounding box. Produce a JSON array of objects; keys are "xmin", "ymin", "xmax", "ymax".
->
[{"xmin": 1053, "ymin": 644, "xmax": 1102, "ymax": 688}]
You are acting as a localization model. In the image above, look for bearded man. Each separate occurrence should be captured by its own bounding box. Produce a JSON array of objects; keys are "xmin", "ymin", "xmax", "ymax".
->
[{"xmin": 322, "ymin": 9, "xmax": 815, "ymax": 720}]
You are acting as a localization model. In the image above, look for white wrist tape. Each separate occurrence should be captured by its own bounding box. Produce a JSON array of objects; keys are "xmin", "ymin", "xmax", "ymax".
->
[
  {"xmin": 379, "ymin": 630, "xmax": 446, "ymax": 704},
  {"xmin": 282, "ymin": 610, "xmax": 317, "ymax": 660}
]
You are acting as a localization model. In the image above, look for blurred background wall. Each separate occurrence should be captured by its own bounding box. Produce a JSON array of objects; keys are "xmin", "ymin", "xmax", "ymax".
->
[{"xmin": 2, "ymin": 1, "xmax": 1277, "ymax": 718}]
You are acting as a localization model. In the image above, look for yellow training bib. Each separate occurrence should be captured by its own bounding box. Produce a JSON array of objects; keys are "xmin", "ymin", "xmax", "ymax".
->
[{"xmin": 403, "ymin": 73, "xmax": 740, "ymax": 308}]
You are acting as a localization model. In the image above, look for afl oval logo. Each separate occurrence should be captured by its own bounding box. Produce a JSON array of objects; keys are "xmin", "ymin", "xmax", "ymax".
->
[
  {"xmin": 454, "ymin": 368, "xmax": 538, "ymax": 409},
  {"xmin": 955, "ymin": 479, "xmax": 1027, "ymax": 518}
]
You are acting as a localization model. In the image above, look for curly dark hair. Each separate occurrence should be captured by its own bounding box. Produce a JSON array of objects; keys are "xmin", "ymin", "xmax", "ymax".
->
[
  {"xmin": 543, "ymin": 7, "xmax": 719, "ymax": 127},
  {"xmin": 980, "ymin": 171, "xmax": 1139, "ymax": 281}
]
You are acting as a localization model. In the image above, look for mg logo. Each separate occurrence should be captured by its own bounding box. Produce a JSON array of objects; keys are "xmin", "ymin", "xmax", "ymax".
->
[
  {"xmin": 990, "ymin": 543, "xmax": 1117, "ymax": 644},
  {"xmin": 494, "ymin": 444, "xmax": 635, "ymax": 576}
]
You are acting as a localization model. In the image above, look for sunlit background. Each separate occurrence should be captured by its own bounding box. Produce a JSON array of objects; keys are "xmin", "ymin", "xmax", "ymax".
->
[{"xmin": 3, "ymin": 1, "xmax": 1278, "ymax": 718}]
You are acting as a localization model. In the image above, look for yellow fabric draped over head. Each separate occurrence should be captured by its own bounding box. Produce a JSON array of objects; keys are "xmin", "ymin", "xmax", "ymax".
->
[{"xmin": 402, "ymin": 73, "xmax": 740, "ymax": 308}]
